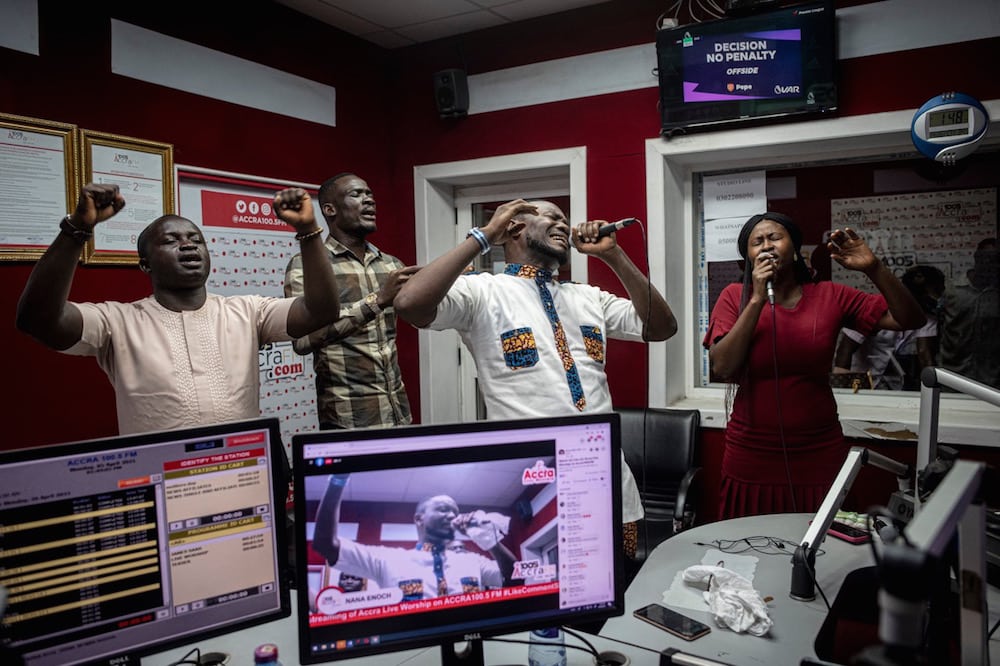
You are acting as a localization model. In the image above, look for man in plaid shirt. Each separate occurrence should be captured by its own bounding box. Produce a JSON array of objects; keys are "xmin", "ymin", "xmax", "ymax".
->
[{"xmin": 285, "ymin": 173, "xmax": 418, "ymax": 428}]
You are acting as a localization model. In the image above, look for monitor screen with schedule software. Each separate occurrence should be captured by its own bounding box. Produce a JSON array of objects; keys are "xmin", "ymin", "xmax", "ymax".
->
[
  {"xmin": 0, "ymin": 418, "xmax": 291, "ymax": 666},
  {"xmin": 292, "ymin": 413, "xmax": 624, "ymax": 666}
]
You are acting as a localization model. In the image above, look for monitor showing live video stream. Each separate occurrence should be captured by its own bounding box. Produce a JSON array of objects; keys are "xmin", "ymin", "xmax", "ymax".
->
[
  {"xmin": 0, "ymin": 418, "xmax": 291, "ymax": 666},
  {"xmin": 292, "ymin": 413, "xmax": 624, "ymax": 666}
]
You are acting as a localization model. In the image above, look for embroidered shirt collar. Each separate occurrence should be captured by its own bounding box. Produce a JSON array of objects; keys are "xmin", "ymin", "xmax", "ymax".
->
[{"xmin": 504, "ymin": 263, "xmax": 554, "ymax": 283}]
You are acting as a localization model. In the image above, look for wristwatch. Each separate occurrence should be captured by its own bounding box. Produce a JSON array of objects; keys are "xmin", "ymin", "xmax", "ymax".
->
[{"xmin": 364, "ymin": 292, "xmax": 383, "ymax": 315}]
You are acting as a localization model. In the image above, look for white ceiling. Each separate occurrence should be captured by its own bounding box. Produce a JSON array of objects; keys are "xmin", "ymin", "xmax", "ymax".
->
[{"xmin": 276, "ymin": 0, "xmax": 613, "ymax": 49}]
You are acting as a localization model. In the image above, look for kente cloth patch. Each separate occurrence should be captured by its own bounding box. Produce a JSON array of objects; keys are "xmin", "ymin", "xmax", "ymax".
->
[
  {"xmin": 580, "ymin": 325, "xmax": 605, "ymax": 362},
  {"xmin": 501, "ymin": 327, "xmax": 539, "ymax": 369},
  {"xmin": 399, "ymin": 578, "xmax": 424, "ymax": 601}
]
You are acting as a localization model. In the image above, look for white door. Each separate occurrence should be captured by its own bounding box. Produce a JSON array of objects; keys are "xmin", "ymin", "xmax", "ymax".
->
[{"xmin": 412, "ymin": 147, "xmax": 588, "ymax": 426}]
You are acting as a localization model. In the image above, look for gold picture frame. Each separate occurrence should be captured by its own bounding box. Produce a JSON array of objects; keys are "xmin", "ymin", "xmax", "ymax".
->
[
  {"xmin": 0, "ymin": 113, "xmax": 79, "ymax": 261},
  {"xmin": 80, "ymin": 129, "xmax": 175, "ymax": 265}
]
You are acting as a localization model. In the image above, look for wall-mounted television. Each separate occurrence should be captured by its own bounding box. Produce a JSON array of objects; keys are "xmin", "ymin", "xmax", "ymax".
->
[{"xmin": 656, "ymin": 0, "xmax": 837, "ymax": 135}]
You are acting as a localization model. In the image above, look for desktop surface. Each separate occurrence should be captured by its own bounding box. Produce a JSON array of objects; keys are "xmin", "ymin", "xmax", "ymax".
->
[
  {"xmin": 141, "ymin": 513, "xmax": 1000, "ymax": 665},
  {"xmin": 601, "ymin": 513, "xmax": 1000, "ymax": 665}
]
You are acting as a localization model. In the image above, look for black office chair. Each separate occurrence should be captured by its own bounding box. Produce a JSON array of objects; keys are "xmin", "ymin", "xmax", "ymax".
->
[{"xmin": 616, "ymin": 407, "xmax": 702, "ymax": 581}]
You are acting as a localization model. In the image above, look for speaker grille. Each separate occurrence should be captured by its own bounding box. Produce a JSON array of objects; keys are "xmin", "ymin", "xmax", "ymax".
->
[{"xmin": 432, "ymin": 68, "xmax": 469, "ymax": 118}]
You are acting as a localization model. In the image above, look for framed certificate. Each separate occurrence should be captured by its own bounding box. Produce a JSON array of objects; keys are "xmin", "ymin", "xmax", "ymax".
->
[
  {"xmin": 81, "ymin": 129, "xmax": 174, "ymax": 265},
  {"xmin": 0, "ymin": 113, "xmax": 79, "ymax": 261}
]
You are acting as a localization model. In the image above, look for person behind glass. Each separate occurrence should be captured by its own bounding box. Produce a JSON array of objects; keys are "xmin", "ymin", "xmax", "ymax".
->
[
  {"xmin": 833, "ymin": 264, "xmax": 945, "ymax": 390},
  {"xmin": 703, "ymin": 213, "xmax": 925, "ymax": 519},
  {"xmin": 938, "ymin": 238, "xmax": 999, "ymax": 389},
  {"xmin": 311, "ymin": 474, "xmax": 516, "ymax": 599},
  {"xmin": 393, "ymin": 199, "xmax": 678, "ymax": 560},
  {"xmin": 284, "ymin": 173, "xmax": 418, "ymax": 429},
  {"xmin": 15, "ymin": 183, "xmax": 340, "ymax": 435}
]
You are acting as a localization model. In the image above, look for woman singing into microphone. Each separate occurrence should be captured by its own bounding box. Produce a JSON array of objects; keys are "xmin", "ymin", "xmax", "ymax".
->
[{"xmin": 703, "ymin": 213, "xmax": 925, "ymax": 519}]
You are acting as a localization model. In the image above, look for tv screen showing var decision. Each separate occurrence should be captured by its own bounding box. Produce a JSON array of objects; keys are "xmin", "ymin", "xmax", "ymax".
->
[{"xmin": 657, "ymin": 0, "xmax": 837, "ymax": 133}]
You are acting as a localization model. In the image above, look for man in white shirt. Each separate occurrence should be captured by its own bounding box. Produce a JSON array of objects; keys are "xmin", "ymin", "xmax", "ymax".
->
[
  {"xmin": 311, "ymin": 474, "xmax": 516, "ymax": 599},
  {"xmin": 16, "ymin": 183, "xmax": 340, "ymax": 434},
  {"xmin": 394, "ymin": 199, "xmax": 678, "ymax": 556}
]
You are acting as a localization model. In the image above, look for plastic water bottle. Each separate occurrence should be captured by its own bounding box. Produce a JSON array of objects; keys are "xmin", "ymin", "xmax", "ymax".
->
[
  {"xmin": 254, "ymin": 643, "xmax": 282, "ymax": 665},
  {"xmin": 528, "ymin": 627, "xmax": 566, "ymax": 666}
]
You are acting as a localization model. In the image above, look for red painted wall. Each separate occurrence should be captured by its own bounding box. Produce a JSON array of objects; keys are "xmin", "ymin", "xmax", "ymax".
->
[
  {"xmin": 1, "ymin": 0, "xmax": 997, "ymax": 500},
  {"xmin": 1, "ymin": 2, "xmax": 396, "ymax": 447},
  {"xmin": 379, "ymin": 8, "xmax": 1000, "ymax": 521}
]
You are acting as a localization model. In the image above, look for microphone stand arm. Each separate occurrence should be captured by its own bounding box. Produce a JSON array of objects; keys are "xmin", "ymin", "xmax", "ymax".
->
[
  {"xmin": 917, "ymin": 367, "xmax": 1000, "ymax": 507},
  {"xmin": 790, "ymin": 447, "xmax": 911, "ymax": 602},
  {"xmin": 853, "ymin": 460, "xmax": 987, "ymax": 666}
]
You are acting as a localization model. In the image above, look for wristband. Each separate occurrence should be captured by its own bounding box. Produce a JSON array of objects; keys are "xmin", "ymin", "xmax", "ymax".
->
[
  {"xmin": 295, "ymin": 227, "xmax": 324, "ymax": 242},
  {"xmin": 59, "ymin": 215, "xmax": 93, "ymax": 244},
  {"xmin": 466, "ymin": 227, "xmax": 491, "ymax": 255}
]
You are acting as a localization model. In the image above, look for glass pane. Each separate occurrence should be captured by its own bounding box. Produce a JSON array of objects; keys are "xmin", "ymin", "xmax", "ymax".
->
[{"xmin": 698, "ymin": 150, "xmax": 1000, "ymax": 393}]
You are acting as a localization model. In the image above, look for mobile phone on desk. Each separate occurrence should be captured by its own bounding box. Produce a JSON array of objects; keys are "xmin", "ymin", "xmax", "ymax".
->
[
  {"xmin": 633, "ymin": 603, "xmax": 711, "ymax": 641},
  {"xmin": 827, "ymin": 520, "xmax": 871, "ymax": 544}
]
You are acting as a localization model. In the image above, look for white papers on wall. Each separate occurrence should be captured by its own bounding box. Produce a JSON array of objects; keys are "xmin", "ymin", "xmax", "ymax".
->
[{"xmin": 703, "ymin": 171, "xmax": 767, "ymax": 262}]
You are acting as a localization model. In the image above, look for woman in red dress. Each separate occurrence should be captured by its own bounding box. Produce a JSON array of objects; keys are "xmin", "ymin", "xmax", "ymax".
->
[{"xmin": 703, "ymin": 213, "xmax": 925, "ymax": 519}]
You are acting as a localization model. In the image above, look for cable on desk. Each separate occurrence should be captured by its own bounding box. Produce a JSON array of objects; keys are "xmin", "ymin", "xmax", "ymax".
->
[
  {"xmin": 168, "ymin": 647, "xmax": 202, "ymax": 666},
  {"xmin": 695, "ymin": 536, "xmax": 822, "ymax": 558},
  {"xmin": 575, "ymin": 632, "xmax": 664, "ymax": 657},
  {"xmin": 561, "ymin": 626, "xmax": 600, "ymax": 659},
  {"xmin": 487, "ymin": 633, "xmax": 600, "ymax": 661},
  {"xmin": 798, "ymin": 551, "xmax": 832, "ymax": 611}
]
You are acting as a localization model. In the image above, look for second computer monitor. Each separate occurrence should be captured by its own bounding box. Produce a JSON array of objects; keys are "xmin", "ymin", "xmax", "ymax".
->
[
  {"xmin": 292, "ymin": 413, "xmax": 625, "ymax": 665},
  {"xmin": 0, "ymin": 418, "xmax": 291, "ymax": 666}
]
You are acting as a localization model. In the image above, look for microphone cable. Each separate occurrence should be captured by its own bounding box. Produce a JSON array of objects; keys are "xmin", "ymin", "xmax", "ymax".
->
[
  {"xmin": 612, "ymin": 217, "xmax": 653, "ymax": 566},
  {"xmin": 635, "ymin": 219, "xmax": 652, "ymax": 568},
  {"xmin": 767, "ymin": 294, "xmax": 797, "ymax": 514}
]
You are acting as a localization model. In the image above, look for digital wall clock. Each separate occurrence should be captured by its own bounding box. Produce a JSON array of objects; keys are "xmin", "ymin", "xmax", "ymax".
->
[{"xmin": 911, "ymin": 92, "xmax": 989, "ymax": 164}]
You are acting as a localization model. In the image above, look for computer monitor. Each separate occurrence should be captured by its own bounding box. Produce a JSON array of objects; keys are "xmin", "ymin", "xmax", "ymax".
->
[
  {"xmin": 292, "ymin": 413, "xmax": 625, "ymax": 666},
  {"xmin": 0, "ymin": 418, "xmax": 292, "ymax": 666}
]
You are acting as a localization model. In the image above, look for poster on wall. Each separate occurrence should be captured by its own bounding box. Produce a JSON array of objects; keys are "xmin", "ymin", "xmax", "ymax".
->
[
  {"xmin": 699, "ymin": 170, "xmax": 767, "ymax": 381},
  {"xmin": 830, "ymin": 187, "xmax": 997, "ymax": 291},
  {"xmin": 0, "ymin": 113, "xmax": 79, "ymax": 261},
  {"xmin": 702, "ymin": 170, "xmax": 766, "ymax": 262},
  {"xmin": 82, "ymin": 129, "xmax": 174, "ymax": 265},
  {"xmin": 178, "ymin": 168, "xmax": 322, "ymax": 456}
]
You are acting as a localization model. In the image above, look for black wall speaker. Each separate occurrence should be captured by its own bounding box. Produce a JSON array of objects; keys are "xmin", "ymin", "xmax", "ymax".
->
[{"xmin": 433, "ymin": 68, "xmax": 469, "ymax": 118}]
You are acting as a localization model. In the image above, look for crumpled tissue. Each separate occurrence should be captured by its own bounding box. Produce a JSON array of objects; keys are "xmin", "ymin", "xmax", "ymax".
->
[
  {"xmin": 461, "ymin": 511, "xmax": 510, "ymax": 550},
  {"xmin": 682, "ymin": 565, "xmax": 773, "ymax": 636}
]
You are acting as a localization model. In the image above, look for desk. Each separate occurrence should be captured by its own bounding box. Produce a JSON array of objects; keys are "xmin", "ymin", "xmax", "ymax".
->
[
  {"xmin": 141, "ymin": 590, "xmax": 654, "ymax": 666},
  {"xmin": 600, "ymin": 513, "xmax": 1000, "ymax": 665},
  {"xmin": 143, "ymin": 514, "xmax": 998, "ymax": 666}
]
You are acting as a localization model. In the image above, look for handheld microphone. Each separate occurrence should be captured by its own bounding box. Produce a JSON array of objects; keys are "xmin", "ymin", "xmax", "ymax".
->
[
  {"xmin": 597, "ymin": 217, "xmax": 639, "ymax": 238},
  {"xmin": 762, "ymin": 251, "xmax": 775, "ymax": 304}
]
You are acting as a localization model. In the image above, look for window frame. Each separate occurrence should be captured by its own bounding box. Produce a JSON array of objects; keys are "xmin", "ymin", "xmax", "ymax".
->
[{"xmin": 645, "ymin": 100, "xmax": 1000, "ymax": 446}]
